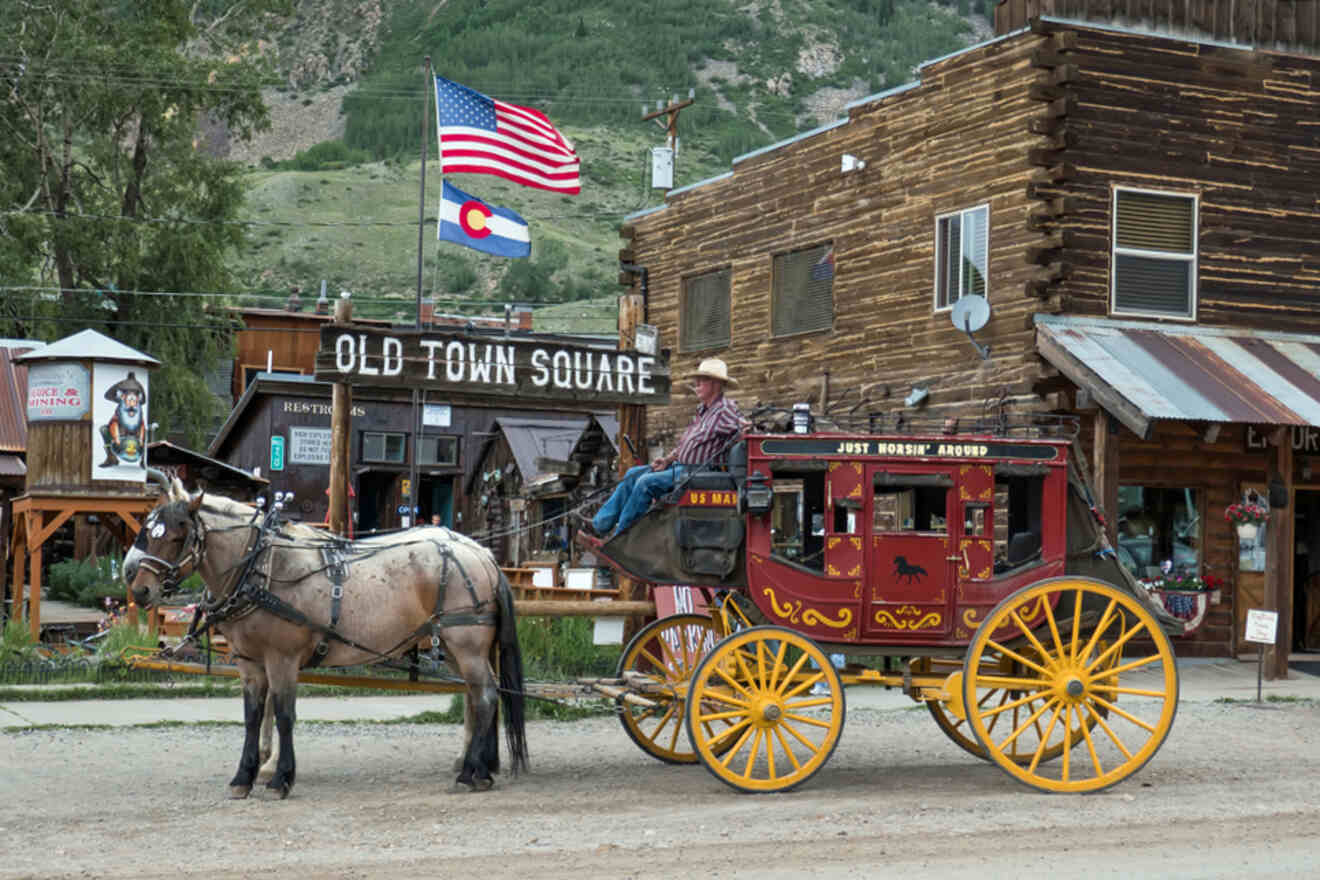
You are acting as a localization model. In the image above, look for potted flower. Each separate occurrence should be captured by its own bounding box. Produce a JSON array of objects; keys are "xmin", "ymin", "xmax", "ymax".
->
[{"xmin": 1225, "ymin": 502, "xmax": 1268, "ymax": 542}]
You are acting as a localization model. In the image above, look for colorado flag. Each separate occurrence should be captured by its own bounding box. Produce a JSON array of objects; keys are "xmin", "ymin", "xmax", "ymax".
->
[{"xmin": 438, "ymin": 181, "xmax": 531, "ymax": 258}]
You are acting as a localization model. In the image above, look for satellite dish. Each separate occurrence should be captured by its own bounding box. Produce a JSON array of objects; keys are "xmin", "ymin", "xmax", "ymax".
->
[{"xmin": 949, "ymin": 294, "xmax": 991, "ymax": 359}]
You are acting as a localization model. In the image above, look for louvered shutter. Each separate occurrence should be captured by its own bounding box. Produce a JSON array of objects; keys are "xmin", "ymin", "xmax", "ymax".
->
[
  {"xmin": 773, "ymin": 243, "xmax": 834, "ymax": 337},
  {"xmin": 681, "ymin": 269, "xmax": 731, "ymax": 351},
  {"xmin": 1114, "ymin": 190, "xmax": 1195, "ymax": 317}
]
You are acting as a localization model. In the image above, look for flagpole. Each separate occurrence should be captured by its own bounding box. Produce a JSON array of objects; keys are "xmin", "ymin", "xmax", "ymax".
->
[
  {"xmin": 410, "ymin": 55, "xmax": 431, "ymax": 530},
  {"xmin": 416, "ymin": 55, "xmax": 431, "ymax": 326}
]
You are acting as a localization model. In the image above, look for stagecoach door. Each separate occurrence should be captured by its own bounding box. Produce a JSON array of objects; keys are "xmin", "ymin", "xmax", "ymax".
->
[{"xmin": 865, "ymin": 465, "xmax": 955, "ymax": 638}]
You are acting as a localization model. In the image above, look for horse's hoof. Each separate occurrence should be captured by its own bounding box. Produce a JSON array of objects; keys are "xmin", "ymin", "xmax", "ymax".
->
[
  {"xmin": 266, "ymin": 778, "xmax": 293, "ymax": 799},
  {"xmin": 256, "ymin": 762, "xmax": 276, "ymax": 783},
  {"xmin": 471, "ymin": 776, "xmax": 494, "ymax": 792},
  {"xmin": 229, "ymin": 785, "xmax": 252, "ymax": 799}
]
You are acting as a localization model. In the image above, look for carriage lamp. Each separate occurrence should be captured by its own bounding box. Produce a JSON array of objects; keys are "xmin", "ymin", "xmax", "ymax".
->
[
  {"xmin": 792, "ymin": 403, "xmax": 813, "ymax": 434},
  {"xmin": 743, "ymin": 473, "xmax": 773, "ymax": 515}
]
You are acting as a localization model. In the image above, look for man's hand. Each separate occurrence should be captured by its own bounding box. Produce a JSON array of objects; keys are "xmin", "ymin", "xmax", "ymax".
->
[{"xmin": 650, "ymin": 455, "xmax": 672, "ymax": 471}]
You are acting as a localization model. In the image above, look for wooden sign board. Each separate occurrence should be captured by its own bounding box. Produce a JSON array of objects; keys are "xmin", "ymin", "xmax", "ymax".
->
[{"xmin": 314, "ymin": 326, "xmax": 670, "ymax": 406}]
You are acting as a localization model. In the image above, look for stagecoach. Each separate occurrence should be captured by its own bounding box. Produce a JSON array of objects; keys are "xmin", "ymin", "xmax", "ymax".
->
[{"xmin": 583, "ymin": 413, "xmax": 1181, "ymax": 794}]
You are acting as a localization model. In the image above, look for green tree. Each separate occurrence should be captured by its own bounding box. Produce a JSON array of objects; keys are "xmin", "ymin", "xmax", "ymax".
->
[{"xmin": 0, "ymin": 0, "xmax": 284, "ymax": 447}]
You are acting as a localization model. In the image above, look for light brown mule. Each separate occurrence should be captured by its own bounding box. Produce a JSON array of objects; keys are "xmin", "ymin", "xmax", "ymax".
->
[{"xmin": 126, "ymin": 478, "xmax": 527, "ymax": 799}]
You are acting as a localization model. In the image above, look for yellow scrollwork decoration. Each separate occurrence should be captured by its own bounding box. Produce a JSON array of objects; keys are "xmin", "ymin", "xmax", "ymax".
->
[
  {"xmin": 761, "ymin": 587, "xmax": 852, "ymax": 629},
  {"xmin": 874, "ymin": 609, "xmax": 942, "ymax": 630}
]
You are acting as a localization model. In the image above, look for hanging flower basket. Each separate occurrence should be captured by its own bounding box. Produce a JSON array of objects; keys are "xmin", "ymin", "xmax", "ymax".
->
[
  {"xmin": 1236, "ymin": 522, "xmax": 1259, "ymax": 543},
  {"xmin": 1225, "ymin": 502, "xmax": 1269, "ymax": 527}
]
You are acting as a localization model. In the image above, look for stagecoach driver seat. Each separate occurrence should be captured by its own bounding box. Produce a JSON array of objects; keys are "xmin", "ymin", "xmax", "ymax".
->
[{"xmin": 589, "ymin": 357, "xmax": 746, "ymax": 539}]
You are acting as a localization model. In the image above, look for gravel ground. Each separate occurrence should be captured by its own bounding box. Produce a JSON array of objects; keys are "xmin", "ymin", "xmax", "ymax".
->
[{"xmin": 4, "ymin": 701, "xmax": 1320, "ymax": 879}]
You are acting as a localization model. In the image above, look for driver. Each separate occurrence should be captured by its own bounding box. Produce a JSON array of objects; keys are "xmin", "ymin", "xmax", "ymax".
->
[{"xmin": 590, "ymin": 358, "xmax": 745, "ymax": 538}]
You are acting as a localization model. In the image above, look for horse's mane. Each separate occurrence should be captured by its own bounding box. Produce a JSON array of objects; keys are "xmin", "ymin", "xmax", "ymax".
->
[{"xmin": 198, "ymin": 493, "xmax": 327, "ymax": 542}]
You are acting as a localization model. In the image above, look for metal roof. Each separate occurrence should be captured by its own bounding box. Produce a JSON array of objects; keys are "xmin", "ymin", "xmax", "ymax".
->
[
  {"xmin": 1035, "ymin": 314, "xmax": 1320, "ymax": 439},
  {"xmin": 15, "ymin": 329, "xmax": 159, "ymax": 366},
  {"xmin": 492, "ymin": 416, "xmax": 590, "ymax": 483},
  {"xmin": 0, "ymin": 346, "xmax": 32, "ymax": 453},
  {"xmin": 0, "ymin": 453, "xmax": 25, "ymax": 477}
]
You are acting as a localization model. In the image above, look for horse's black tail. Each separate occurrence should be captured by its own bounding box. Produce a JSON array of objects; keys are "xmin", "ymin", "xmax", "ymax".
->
[{"xmin": 495, "ymin": 570, "xmax": 529, "ymax": 774}]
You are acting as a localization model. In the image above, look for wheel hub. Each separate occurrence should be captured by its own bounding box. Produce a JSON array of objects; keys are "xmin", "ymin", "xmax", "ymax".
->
[{"xmin": 754, "ymin": 699, "xmax": 783, "ymax": 727}]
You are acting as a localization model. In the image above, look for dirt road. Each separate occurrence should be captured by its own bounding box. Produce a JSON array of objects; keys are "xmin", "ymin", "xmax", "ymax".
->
[{"xmin": 4, "ymin": 700, "xmax": 1319, "ymax": 879}]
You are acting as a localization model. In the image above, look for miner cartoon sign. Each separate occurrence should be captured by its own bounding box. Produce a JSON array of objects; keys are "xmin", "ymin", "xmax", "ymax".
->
[{"xmin": 314, "ymin": 327, "xmax": 670, "ymax": 405}]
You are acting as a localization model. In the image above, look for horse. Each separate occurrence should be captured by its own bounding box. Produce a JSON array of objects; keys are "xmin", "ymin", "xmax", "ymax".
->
[{"xmin": 125, "ymin": 477, "xmax": 527, "ymax": 799}]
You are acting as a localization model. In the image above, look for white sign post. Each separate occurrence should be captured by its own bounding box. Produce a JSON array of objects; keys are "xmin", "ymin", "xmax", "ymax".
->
[{"xmin": 1244, "ymin": 609, "xmax": 1279, "ymax": 704}]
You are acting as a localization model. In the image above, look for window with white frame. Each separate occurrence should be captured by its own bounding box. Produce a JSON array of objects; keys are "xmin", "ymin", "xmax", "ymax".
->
[
  {"xmin": 1112, "ymin": 188, "xmax": 1197, "ymax": 319},
  {"xmin": 935, "ymin": 204, "xmax": 988, "ymax": 311},
  {"xmin": 772, "ymin": 242, "xmax": 834, "ymax": 337},
  {"xmin": 681, "ymin": 268, "xmax": 731, "ymax": 352}
]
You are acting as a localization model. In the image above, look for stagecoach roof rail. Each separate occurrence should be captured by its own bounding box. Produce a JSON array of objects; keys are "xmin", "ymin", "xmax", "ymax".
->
[{"xmin": 747, "ymin": 405, "xmax": 1079, "ymax": 441}]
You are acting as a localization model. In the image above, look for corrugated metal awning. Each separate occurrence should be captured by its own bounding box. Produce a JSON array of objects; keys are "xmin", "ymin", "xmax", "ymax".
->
[
  {"xmin": 1035, "ymin": 314, "xmax": 1320, "ymax": 439},
  {"xmin": 0, "ymin": 453, "xmax": 26, "ymax": 477},
  {"xmin": 495, "ymin": 417, "xmax": 589, "ymax": 482}
]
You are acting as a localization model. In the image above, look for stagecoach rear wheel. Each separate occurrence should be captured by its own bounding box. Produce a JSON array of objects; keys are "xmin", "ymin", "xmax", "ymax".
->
[
  {"xmin": 615, "ymin": 614, "xmax": 725, "ymax": 764},
  {"xmin": 963, "ymin": 576, "xmax": 1178, "ymax": 793},
  {"xmin": 923, "ymin": 654, "xmax": 1112, "ymax": 766},
  {"xmin": 686, "ymin": 625, "xmax": 845, "ymax": 793}
]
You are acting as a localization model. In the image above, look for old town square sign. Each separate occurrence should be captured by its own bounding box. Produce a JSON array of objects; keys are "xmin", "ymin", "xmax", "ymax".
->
[{"xmin": 314, "ymin": 326, "xmax": 670, "ymax": 406}]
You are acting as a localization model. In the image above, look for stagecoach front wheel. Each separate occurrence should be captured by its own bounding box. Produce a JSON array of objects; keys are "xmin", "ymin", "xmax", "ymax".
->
[
  {"xmin": 615, "ymin": 614, "xmax": 723, "ymax": 764},
  {"xmin": 685, "ymin": 625, "xmax": 845, "ymax": 793},
  {"xmin": 963, "ymin": 577, "xmax": 1178, "ymax": 793}
]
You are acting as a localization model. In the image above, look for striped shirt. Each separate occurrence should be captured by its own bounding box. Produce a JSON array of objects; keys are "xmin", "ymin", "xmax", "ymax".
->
[{"xmin": 674, "ymin": 395, "xmax": 745, "ymax": 466}]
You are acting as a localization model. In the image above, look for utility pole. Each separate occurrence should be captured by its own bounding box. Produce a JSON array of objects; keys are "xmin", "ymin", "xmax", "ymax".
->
[
  {"xmin": 642, "ymin": 91, "xmax": 694, "ymax": 192},
  {"xmin": 642, "ymin": 91, "xmax": 694, "ymax": 152}
]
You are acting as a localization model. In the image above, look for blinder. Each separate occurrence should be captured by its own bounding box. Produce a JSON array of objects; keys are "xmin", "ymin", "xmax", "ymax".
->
[{"xmin": 133, "ymin": 502, "xmax": 206, "ymax": 595}]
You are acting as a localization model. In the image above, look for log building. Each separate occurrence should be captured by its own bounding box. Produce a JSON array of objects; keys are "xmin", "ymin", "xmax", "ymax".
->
[{"xmin": 621, "ymin": 6, "xmax": 1320, "ymax": 665}]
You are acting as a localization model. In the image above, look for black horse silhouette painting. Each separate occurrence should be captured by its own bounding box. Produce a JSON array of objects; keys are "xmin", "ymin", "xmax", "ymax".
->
[{"xmin": 893, "ymin": 555, "xmax": 927, "ymax": 583}]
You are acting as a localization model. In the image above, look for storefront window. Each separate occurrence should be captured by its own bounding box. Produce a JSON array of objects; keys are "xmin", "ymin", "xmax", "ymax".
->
[{"xmin": 1117, "ymin": 486, "xmax": 1201, "ymax": 579}]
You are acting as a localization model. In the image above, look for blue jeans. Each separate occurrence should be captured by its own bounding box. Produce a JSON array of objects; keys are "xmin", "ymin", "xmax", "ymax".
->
[{"xmin": 593, "ymin": 464, "xmax": 687, "ymax": 536}]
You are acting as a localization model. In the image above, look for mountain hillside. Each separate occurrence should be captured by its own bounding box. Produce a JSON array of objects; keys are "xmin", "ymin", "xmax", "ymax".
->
[{"xmin": 222, "ymin": 0, "xmax": 995, "ymax": 328}]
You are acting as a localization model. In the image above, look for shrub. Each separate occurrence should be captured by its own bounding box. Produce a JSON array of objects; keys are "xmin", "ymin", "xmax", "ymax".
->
[
  {"xmin": 47, "ymin": 555, "xmax": 125, "ymax": 608},
  {"xmin": 0, "ymin": 616, "xmax": 40, "ymax": 662}
]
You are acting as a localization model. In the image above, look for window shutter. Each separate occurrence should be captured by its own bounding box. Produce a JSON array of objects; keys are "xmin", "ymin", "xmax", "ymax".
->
[
  {"xmin": 1114, "ymin": 255, "xmax": 1192, "ymax": 316},
  {"xmin": 1116, "ymin": 191, "xmax": 1194, "ymax": 251},
  {"xmin": 1113, "ymin": 190, "xmax": 1195, "ymax": 317},
  {"xmin": 773, "ymin": 243, "xmax": 834, "ymax": 337},
  {"xmin": 937, "ymin": 216, "xmax": 958, "ymax": 308},
  {"xmin": 963, "ymin": 206, "xmax": 987, "ymax": 298},
  {"xmin": 681, "ymin": 269, "xmax": 731, "ymax": 351}
]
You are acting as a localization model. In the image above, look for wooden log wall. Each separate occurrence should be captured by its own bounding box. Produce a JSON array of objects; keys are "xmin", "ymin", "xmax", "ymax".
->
[
  {"xmin": 1029, "ymin": 21, "xmax": 1320, "ymax": 328},
  {"xmin": 26, "ymin": 422, "xmax": 143, "ymax": 496},
  {"xmin": 996, "ymin": 0, "xmax": 1320, "ymax": 52},
  {"xmin": 625, "ymin": 34, "xmax": 1059, "ymax": 432}
]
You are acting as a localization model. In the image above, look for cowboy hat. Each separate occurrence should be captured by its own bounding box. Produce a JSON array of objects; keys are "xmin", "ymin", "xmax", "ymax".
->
[{"xmin": 686, "ymin": 357, "xmax": 738, "ymax": 387}]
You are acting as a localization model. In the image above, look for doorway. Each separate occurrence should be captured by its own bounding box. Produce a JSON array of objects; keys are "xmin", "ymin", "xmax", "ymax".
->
[
  {"xmin": 1293, "ymin": 490, "xmax": 1320, "ymax": 652},
  {"xmin": 356, "ymin": 471, "xmax": 401, "ymax": 533},
  {"xmin": 421, "ymin": 476, "xmax": 454, "ymax": 527}
]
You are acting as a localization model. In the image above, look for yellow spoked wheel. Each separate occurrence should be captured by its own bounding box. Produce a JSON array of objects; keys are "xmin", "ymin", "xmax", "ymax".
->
[
  {"xmin": 616, "ymin": 614, "xmax": 724, "ymax": 764},
  {"xmin": 686, "ymin": 625, "xmax": 845, "ymax": 793},
  {"xmin": 926, "ymin": 653, "xmax": 1113, "ymax": 766},
  {"xmin": 964, "ymin": 577, "xmax": 1178, "ymax": 793}
]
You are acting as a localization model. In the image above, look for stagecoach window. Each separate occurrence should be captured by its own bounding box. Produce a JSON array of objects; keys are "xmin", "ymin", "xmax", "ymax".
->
[
  {"xmin": 873, "ymin": 483, "xmax": 947, "ymax": 533},
  {"xmin": 993, "ymin": 475, "xmax": 1043, "ymax": 569},
  {"xmin": 418, "ymin": 435, "xmax": 459, "ymax": 466},
  {"xmin": 965, "ymin": 503, "xmax": 990, "ymax": 537},
  {"xmin": 770, "ymin": 477, "xmax": 826, "ymax": 569},
  {"xmin": 362, "ymin": 431, "xmax": 406, "ymax": 463},
  {"xmin": 1116, "ymin": 486, "xmax": 1201, "ymax": 580}
]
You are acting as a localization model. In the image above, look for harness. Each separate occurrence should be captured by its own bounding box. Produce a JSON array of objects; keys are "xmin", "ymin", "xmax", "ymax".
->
[{"xmin": 166, "ymin": 500, "xmax": 498, "ymax": 669}]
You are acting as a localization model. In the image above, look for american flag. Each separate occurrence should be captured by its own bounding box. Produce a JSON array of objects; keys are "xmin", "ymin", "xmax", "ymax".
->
[{"xmin": 435, "ymin": 76, "xmax": 580, "ymax": 195}]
